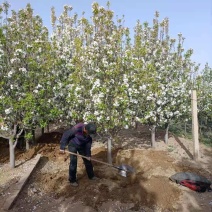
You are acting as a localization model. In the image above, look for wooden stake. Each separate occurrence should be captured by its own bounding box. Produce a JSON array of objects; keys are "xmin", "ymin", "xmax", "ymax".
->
[{"xmin": 191, "ymin": 90, "xmax": 199, "ymax": 161}]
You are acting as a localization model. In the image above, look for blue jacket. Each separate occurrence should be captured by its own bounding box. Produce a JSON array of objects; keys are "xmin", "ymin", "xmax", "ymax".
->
[{"xmin": 60, "ymin": 123, "xmax": 92, "ymax": 156}]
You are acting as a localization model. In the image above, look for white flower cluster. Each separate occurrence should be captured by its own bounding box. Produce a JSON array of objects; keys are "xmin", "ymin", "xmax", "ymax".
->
[
  {"xmin": 0, "ymin": 125, "xmax": 9, "ymax": 131},
  {"xmin": 5, "ymin": 108, "xmax": 13, "ymax": 115}
]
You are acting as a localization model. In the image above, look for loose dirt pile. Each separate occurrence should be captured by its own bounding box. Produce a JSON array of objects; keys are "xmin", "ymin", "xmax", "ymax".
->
[{"xmin": 0, "ymin": 126, "xmax": 212, "ymax": 212}]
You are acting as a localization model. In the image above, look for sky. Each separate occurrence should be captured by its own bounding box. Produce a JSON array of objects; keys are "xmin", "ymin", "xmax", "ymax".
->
[{"xmin": 1, "ymin": 0, "xmax": 212, "ymax": 69}]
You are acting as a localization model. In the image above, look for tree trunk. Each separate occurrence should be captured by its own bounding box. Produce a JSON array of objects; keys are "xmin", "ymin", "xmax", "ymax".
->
[
  {"xmin": 150, "ymin": 125, "xmax": 156, "ymax": 148},
  {"xmin": 164, "ymin": 123, "xmax": 169, "ymax": 144},
  {"xmin": 199, "ymin": 126, "xmax": 202, "ymax": 136},
  {"xmin": 41, "ymin": 127, "xmax": 44, "ymax": 135},
  {"xmin": 47, "ymin": 124, "xmax": 50, "ymax": 133},
  {"xmin": 135, "ymin": 121, "xmax": 138, "ymax": 130},
  {"xmin": 199, "ymin": 118, "xmax": 203, "ymax": 136},
  {"xmin": 24, "ymin": 129, "xmax": 30, "ymax": 150},
  {"xmin": 9, "ymin": 138, "xmax": 15, "ymax": 168},
  {"xmin": 107, "ymin": 137, "xmax": 112, "ymax": 164},
  {"xmin": 32, "ymin": 129, "xmax": 36, "ymax": 145},
  {"xmin": 26, "ymin": 139, "xmax": 30, "ymax": 150},
  {"xmin": 7, "ymin": 124, "xmax": 23, "ymax": 168}
]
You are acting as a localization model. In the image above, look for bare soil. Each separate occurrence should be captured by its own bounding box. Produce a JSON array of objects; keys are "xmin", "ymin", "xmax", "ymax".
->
[{"xmin": 0, "ymin": 125, "xmax": 212, "ymax": 212}]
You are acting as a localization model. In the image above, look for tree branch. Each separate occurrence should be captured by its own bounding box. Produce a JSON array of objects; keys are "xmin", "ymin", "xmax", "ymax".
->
[
  {"xmin": 13, "ymin": 128, "xmax": 24, "ymax": 148},
  {"xmin": 0, "ymin": 133, "xmax": 10, "ymax": 140}
]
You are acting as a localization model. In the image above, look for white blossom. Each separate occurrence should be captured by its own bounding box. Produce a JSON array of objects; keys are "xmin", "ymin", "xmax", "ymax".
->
[
  {"xmin": 19, "ymin": 67, "xmax": 27, "ymax": 73},
  {"xmin": 5, "ymin": 108, "xmax": 13, "ymax": 115},
  {"xmin": 124, "ymin": 125, "xmax": 129, "ymax": 129},
  {"xmin": 8, "ymin": 70, "xmax": 14, "ymax": 77},
  {"xmin": 1, "ymin": 125, "xmax": 9, "ymax": 131}
]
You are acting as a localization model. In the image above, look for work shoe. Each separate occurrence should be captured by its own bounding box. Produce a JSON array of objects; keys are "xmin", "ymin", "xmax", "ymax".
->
[
  {"xmin": 70, "ymin": 182, "xmax": 79, "ymax": 187},
  {"xmin": 90, "ymin": 176, "xmax": 100, "ymax": 180}
]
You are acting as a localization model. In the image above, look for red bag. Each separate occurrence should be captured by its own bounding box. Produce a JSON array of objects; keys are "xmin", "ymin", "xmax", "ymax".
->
[{"xmin": 180, "ymin": 180, "xmax": 211, "ymax": 192}]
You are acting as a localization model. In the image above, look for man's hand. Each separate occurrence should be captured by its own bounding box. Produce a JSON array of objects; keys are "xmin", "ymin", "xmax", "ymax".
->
[
  {"xmin": 86, "ymin": 156, "xmax": 91, "ymax": 161},
  {"xmin": 59, "ymin": 149, "xmax": 65, "ymax": 154}
]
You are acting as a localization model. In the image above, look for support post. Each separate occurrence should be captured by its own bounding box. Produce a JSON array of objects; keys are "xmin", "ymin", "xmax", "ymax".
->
[
  {"xmin": 191, "ymin": 90, "xmax": 199, "ymax": 161},
  {"xmin": 107, "ymin": 137, "xmax": 112, "ymax": 164}
]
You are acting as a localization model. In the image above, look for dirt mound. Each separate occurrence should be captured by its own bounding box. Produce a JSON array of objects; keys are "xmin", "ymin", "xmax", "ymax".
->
[
  {"xmin": 36, "ymin": 171, "xmax": 180, "ymax": 210},
  {"xmin": 37, "ymin": 132, "xmax": 62, "ymax": 144},
  {"xmin": 0, "ymin": 132, "xmax": 62, "ymax": 163},
  {"xmin": 15, "ymin": 145, "xmax": 183, "ymax": 211}
]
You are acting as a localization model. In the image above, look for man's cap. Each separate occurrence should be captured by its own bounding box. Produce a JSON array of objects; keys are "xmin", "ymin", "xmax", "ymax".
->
[{"xmin": 85, "ymin": 122, "xmax": 97, "ymax": 135}]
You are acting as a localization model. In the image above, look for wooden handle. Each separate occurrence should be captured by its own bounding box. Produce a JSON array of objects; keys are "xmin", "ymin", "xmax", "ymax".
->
[{"xmin": 65, "ymin": 150, "xmax": 113, "ymax": 167}]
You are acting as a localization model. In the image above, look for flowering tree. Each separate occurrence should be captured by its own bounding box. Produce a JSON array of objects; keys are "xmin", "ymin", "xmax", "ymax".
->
[
  {"xmin": 49, "ymin": 5, "xmax": 80, "ymax": 124},
  {"xmin": 131, "ymin": 12, "xmax": 196, "ymax": 146},
  {"xmin": 198, "ymin": 64, "xmax": 212, "ymax": 117},
  {"xmin": 0, "ymin": 3, "xmax": 55, "ymax": 167},
  {"xmin": 196, "ymin": 63, "xmax": 212, "ymax": 136},
  {"xmin": 60, "ymin": 3, "xmax": 134, "ymax": 163},
  {"xmin": 51, "ymin": 4, "xmax": 200, "ymax": 152}
]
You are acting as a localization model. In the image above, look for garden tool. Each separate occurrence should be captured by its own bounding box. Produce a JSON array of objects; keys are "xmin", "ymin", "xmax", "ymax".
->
[{"xmin": 65, "ymin": 150, "xmax": 135, "ymax": 177}]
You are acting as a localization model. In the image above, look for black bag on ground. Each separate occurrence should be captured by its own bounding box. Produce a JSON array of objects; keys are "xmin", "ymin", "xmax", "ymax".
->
[{"xmin": 170, "ymin": 172, "xmax": 212, "ymax": 192}]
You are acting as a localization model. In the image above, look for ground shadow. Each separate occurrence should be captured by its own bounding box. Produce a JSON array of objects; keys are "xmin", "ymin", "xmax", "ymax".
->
[
  {"xmin": 15, "ymin": 158, "xmax": 32, "ymax": 168},
  {"xmin": 117, "ymin": 124, "xmax": 175, "ymax": 150},
  {"xmin": 116, "ymin": 127, "xmax": 152, "ymax": 149},
  {"xmin": 173, "ymin": 135, "xmax": 193, "ymax": 159}
]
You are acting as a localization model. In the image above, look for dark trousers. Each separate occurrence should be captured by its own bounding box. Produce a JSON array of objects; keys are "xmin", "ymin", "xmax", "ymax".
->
[{"xmin": 68, "ymin": 142, "xmax": 94, "ymax": 182}]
